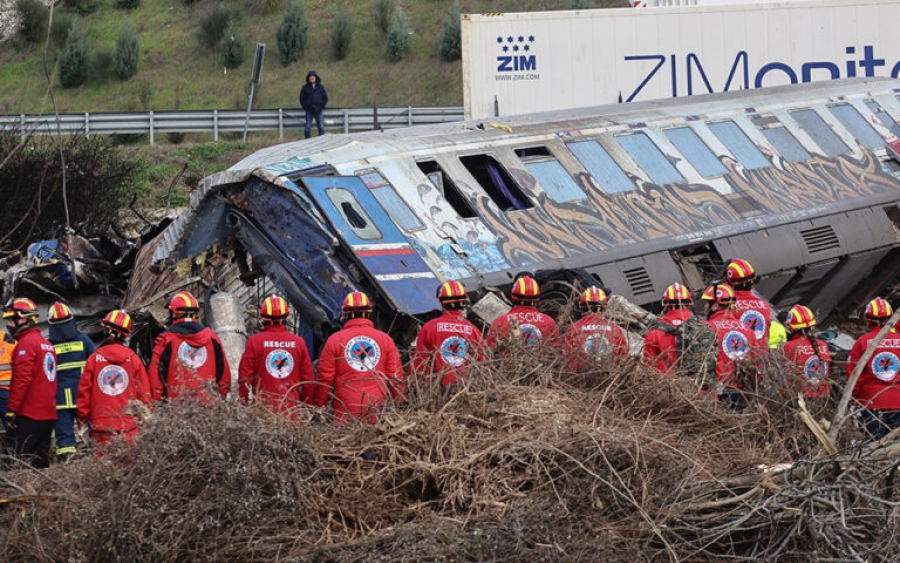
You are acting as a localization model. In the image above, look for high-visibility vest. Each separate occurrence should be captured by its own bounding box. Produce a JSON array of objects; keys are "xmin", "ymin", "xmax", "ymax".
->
[{"xmin": 0, "ymin": 331, "xmax": 13, "ymax": 389}]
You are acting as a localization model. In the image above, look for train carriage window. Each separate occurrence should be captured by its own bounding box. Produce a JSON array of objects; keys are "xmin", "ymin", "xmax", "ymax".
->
[
  {"xmin": 791, "ymin": 109, "xmax": 850, "ymax": 156},
  {"xmin": 663, "ymin": 127, "xmax": 727, "ymax": 178},
  {"xmin": 567, "ymin": 140, "xmax": 635, "ymax": 193},
  {"xmin": 325, "ymin": 188, "xmax": 383, "ymax": 240},
  {"xmin": 864, "ymin": 100, "xmax": 900, "ymax": 140},
  {"xmin": 458, "ymin": 154, "xmax": 533, "ymax": 212},
  {"xmin": 750, "ymin": 115, "xmax": 810, "ymax": 163},
  {"xmin": 515, "ymin": 146, "xmax": 586, "ymax": 203},
  {"xmin": 616, "ymin": 133, "xmax": 684, "ymax": 184},
  {"xmin": 708, "ymin": 121, "xmax": 770, "ymax": 170},
  {"xmin": 357, "ymin": 169, "xmax": 423, "ymax": 231},
  {"xmin": 416, "ymin": 160, "xmax": 478, "ymax": 219},
  {"xmin": 829, "ymin": 104, "xmax": 884, "ymax": 150}
]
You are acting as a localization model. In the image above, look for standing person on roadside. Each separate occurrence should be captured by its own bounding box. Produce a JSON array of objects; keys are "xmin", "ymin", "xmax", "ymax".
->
[
  {"xmin": 702, "ymin": 283, "xmax": 757, "ymax": 409},
  {"xmin": 565, "ymin": 286, "xmax": 629, "ymax": 372},
  {"xmin": 47, "ymin": 302, "xmax": 96, "ymax": 461},
  {"xmin": 486, "ymin": 275, "xmax": 558, "ymax": 351},
  {"xmin": 782, "ymin": 305, "xmax": 831, "ymax": 399},
  {"xmin": 846, "ymin": 298, "xmax": 900, "ymax": 440},
  {"xmin": 148, "ymin": 291, "xmax": 231, "ymax": 403},
  {"xmin": 299, "ymin": 70, "xmax": 328, "ymax": 139},
  {"xmin": 77, "ymin": 310, "xmax": 153, "ymax": 447},
  {"xmin": 238, "ymin": 295, "xmax": 315, "ymax": 419},
  {"xmin": 724, "ymin": 258, "xmax": 773, "ymax": 348},
  {"xmin": 313, "ymin": 292, "xmax": 404, "ymax": 424},
  {"xmin": 3, "ymin": 298, "xmax": 57, "ymax": 468},
  {"xmin": 412, "ymin": 280, "xmax": 484, "ymax": 388},
  {"xmin": 643, "ymin": 283, "xmax": 694, "ymax": 374}
]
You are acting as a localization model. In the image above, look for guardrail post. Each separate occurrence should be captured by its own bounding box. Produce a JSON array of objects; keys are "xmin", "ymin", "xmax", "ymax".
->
[
  {"xmin": 20, "ymin": 114, "xmax": 25, "ymax": 142},
  {"xmin": 343, "ymin": 109, "xmax": 349, "ymax": 134},
  {"xmin": 85, "ymin": 112, "xmax": 90, "ymax": 138},
  {"xmin": 149, "ymin": 111, "xmax": 155, "ymax": 145},
  {"xmin": 278, "ymin": 108, "xmax": 284, "ymax": 139},
  {"xmin": 408, "ymin": 106, "xmax": 413, "ymax": 127},
  {"xmin": 214, "ymin": 110, "xmax": 219, "ymax": 141}
]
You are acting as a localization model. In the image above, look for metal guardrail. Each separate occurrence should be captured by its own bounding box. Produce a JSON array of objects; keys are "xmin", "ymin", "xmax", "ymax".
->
[{"xmin": 0, "ymin": 106, "xmax": 466, "ymax": 144}]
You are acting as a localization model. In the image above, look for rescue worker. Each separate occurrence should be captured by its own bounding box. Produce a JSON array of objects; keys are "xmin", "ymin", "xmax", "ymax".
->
[
  {"xmin": 486, "ymin": 275, "xmax": 558, "ymax": 350},
  {"xmin": 148, "ymin": 291, "xmax": 231, "ymax": 402},
  {"xmin": 313, "ymin": 292, "xmax": 404, "ymax": 424},
  {"xmin": 238, "ymin": 295, "xmax": 315, "ymax": 419},
  {"xmin": 702, "ymin": 283, "xmax": 757, "ymax": 409},
  {"xmin": 782, "ymin": 305, "xmax": 831, "ymax": 399},
  {"xmin": 565, "ymin": 286, "xmax": 629, "ymax": 371},
  {"xmin": 412, "ymin": 280, "xmax": 485, "ymax": 387},
  {"xmin": 0, "ymin": 327, "xmax": 14, "ymax": 441},
  {"xmin": 47, "ymin": 302, "xmax": 96, "ymax": 460},
  {"xmin": 3, "ymin": 298, "xmax": 57, "ymax": 468},
  {"xmin": 77, "ymin": 310, "xmax": 153, "ymax": 446},
  {"xmin": 724, "ymin": 258, "xmax": 773, "ymax": 348},
  {"xmin": 846, "ymin": 297, "xmax": 900, "ymax": 440},
  {"xmin": 643, "ymin": 283, "xmax": 694, "ymax": 374}
]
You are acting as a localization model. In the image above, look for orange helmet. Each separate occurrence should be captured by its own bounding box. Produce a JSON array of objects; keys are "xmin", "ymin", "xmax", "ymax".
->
[
  {"xmin": 510, "ymin": 275, "xmax": 540, "ymax": 302},
  {"xmin": 864, "ymin": 297, "xmax": 893, "ymax": 321},
  {"xmin": 701, "ymin": 283, "xmax": 736, "ymax": 306},
  {"xmin": 579, "ymin": 286, "xmax": 609, "ymax": 310},
  {"xmin": 661, "ymin": 283, "xmax": 692, "ymax": 307},
  {"xmin": 437, "ymin": 280, "xmax": 469, "ymax": 306},
  {"xmin": 48, "ymin": 302, "xmax": 74, "ymax": 324},
  {"xmin": 101, "ymin": 310, "xmax": 133, "ymax": 338},
  {"xmin": 786, "ymin": 305, "xmax": 816, "ymax": 331},
  {"xmin": 260, "ymin": 295, "xmax": 290, "ymax": 321},
  {"xmin": 3, "ymin": 297, "xmax": 39, "ymax": 320},
  {"xmin": 167, "ymin": 291, "xmax": 200, "ymax": 318},
  {"xmin": 342, "ymin": 291, "xmax": 373, "ymax": 315},
  {"xmin": 725, "ymin": 258, "xmax": 756, "ymax": 284}
]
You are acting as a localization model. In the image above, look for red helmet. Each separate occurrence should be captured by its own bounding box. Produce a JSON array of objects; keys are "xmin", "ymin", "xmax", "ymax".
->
[
  {"xmin": 167, "ymin": 291, "xmax": 200, "ymax": 317},
  {"xmin": 725, "ymin": 258, "xmax": 756, "ymax": 284},
  {"xmin": 48, "ymin": 302, "xmax": 74, "ymax": 324},
  {"xmin": 342, "ymin": 291, "xmax": 373, "ymax": 315},
  {"xmin": 510, "ymin": 275, "xmax": 540, "ymax": 302},
  {"xmin": 864, "ymin": 298, "xmax": 893, "ymax": 321},
  {"xmin": 437, "ymin": 280, "xmax": 468, "ymax": 306},
  {"xmin": 260, "ymin": 295, "xmax": 290, "ymax": 321},
  {"xmin": 3, "ymin": 297, "xmax": 39, "ymax": 320},
  {"xmin": 701, "ymin": 283, "xmax": 736, "ymax": 306},
  {"xmin": 579, "ymin": 286, "xmax": 609, "ymax": 310},
  {"xmin": 786, "ymin": 305, "xmax": 816, "ymax": 331},
  {"xmin": 101, "ymin": 310, "xmax": 133, "ymax": 337},
  {"xmin": 661, "ymin": 283, "xmax": 692, "ymax": 307}
]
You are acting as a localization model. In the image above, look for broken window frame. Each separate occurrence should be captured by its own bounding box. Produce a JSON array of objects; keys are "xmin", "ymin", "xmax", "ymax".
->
[
  {"xmin": 416, "ymin": 159, "xmax": 479, "ymax": 219},
  {"xmin": 458, "ymin": 153, "xmax": 533, "ymax": 212},
  {"xmin": 355, "ymin": 168, "xmax": 424, "ymax": 232}
]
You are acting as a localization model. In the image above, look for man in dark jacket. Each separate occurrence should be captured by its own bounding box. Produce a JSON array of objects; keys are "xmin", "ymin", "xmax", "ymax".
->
[{"xmin": 299, "ymin": 70, "xmax": 328, "ymax": 139}]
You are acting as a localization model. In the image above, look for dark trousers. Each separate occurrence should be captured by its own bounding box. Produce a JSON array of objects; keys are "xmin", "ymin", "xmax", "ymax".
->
[
  {"xmin": 54, "ymin": 408, "xmax": 78, "ymax": 456},
  {"xmin": 860, "ymin": 409, "xmax": 900, "ymax": 441},
  {"xmin": 11, "ymin": 416, "xmax": 55, "ymax": 468},
  {"xmin": 304, "ymin": 109, "xmax": 324, "ymax": 138}
]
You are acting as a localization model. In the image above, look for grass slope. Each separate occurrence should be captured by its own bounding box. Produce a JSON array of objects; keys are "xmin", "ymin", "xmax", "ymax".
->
[{"xmin": 0, "ymin": 0, "xmax": 626, "ymax": 114}]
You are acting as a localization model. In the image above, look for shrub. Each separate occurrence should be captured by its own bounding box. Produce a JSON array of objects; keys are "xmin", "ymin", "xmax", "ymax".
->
[
  {"xmin": 136, "ymin": 80, "xmax": 153, "ymax": 110},
  {"xmin": 276, "ymin": 1, "xmax": 308, "ymax": 66},
  {"xmin": 50, "ymin": 13, "xmax": 75, "ymax": 50},
  {"xmin": 114, "ymin": 22, "xmax": 140, "ymax": 80},
  {"xmin": 91, "ymin": 49, "xmax": 114, "ymax": 82},
  {"xmin": 386, "ymin": 9, "xmax": 412, "ymax": 63},
  {"xmin": 331, "ymin": 0, "xmax": 352, "ymax": 61},
  {"xmin": 16, "ymin": 0, "xmax": 48, "ymax": 45},
  {"xmin": 373, "ymin": 0, "xmax": 394, "ymax": 35},
  {"xmin": 58, "ymin": 23, "xmax": 90, "ymax": 89},
  {"xmin": 115, "ymin": 0, "xmax": 140, "ymax": 9},
  {"xmin": 439, "ymin": 2, "xmax": 461, "ymax": 62},
  {"xmin": 220, "ymin": 22, "xmax": 245, "ymax": 69},
  {"xmin": 198, "ymin": 6, "xmax": 238, "ymax": 51}
]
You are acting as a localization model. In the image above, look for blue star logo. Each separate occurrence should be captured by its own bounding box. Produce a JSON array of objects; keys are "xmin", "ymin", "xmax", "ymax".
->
[{"xmin": 496, "ymin": 36, "xmax": 503, "ymax": 44}]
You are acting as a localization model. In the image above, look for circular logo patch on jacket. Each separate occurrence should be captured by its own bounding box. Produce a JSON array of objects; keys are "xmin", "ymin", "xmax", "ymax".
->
[
  {"xmin": 583, "ymin": 333, "xmax": 611, "ymax": 356},
  {"xmin": 803, "ymin": 356, "xmax": 827, "ymax": 384},
  {"xmin": 871, "ymin": 351, "xmax": 900, "ymax": 382},
  {"xmin": 739, "ymin": 310, "xmax": 766, "ymax": 340},
  {"xmin": 520, "ymin": 324, "xmax": 542, "ymax": 345},
  {"xmin": 344, "ymin": 336, "xmax": 380, "ymax": 372},
  {"xmin": 265, "ymin": 349, "xmax": 294, "ymax": 379},
  {"xmin": 722, "ymin": 330, "xmax": 750, "ymax": 360},
  {"xmin": 44, "ymin": 352, "xmax": 56, "ymax": 382},
  {"xmin": 177, "ymin": 342, "xmax": 208, "ymax": 369},
  {"xmin": 440, "ymin": 336, "xmax": 469, "ymax": 368},
  {"xmin": 98, "ymin": 364, "xmax": 130, "ymax": 396}
]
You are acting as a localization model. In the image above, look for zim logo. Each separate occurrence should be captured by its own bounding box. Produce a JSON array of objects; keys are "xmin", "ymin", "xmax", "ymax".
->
[{"xmin": 496, "ymin": 34, "xmax": 536, "ymax": 73}]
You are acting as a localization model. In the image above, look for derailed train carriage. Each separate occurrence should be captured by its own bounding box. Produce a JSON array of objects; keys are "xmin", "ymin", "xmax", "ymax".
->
[{"xmin": 130, "ymin": 77, "xmax": 900, "ymax": 355}]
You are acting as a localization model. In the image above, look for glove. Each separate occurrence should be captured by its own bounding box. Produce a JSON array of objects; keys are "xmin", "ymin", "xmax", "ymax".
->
[{"xmin": 4, "ymin": 411, "xmax": 16, "ymax": 432}]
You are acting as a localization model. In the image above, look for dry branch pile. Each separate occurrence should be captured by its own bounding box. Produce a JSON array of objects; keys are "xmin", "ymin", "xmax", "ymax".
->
[{"xmin": 1, "ymin": 347, "xmax": 898, "ymax": 562}]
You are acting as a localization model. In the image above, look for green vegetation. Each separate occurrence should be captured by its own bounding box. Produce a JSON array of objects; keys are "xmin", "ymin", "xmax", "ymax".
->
[
  {"xmin": 331, "ymin": 0, "xmax": 353, "ymax": 61},
  {"xmin": 439, "ymin": 2, "xmax": 462, "ymax": 62},
  {"xmin": 58, "ymin": 21, "xmax": 90, "ymax": 88},
  {"xmin": 386, "ymin": 8, "xmax": 412, "ymax": 63},
  {"xmin": 219, "ymin": 22, "xmax": 246, "ymax": 69},
  {"xmin": 276, "ymin": 0, "xmax": 308, "ymax": 66},
  {"xmin": 114, "ymin": 21, "xmax": 139, "ymax": 80}
]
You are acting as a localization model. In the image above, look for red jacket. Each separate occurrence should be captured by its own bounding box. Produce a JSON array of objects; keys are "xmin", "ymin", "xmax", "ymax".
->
[
  {"xmin": 486, "ymin": 305, "xmax": 558, "ymax": 349},
  {"xmin": 313, "ymin": 318, "xmax": 404, "ymax": 423},
  {"xmin": 77, "ymin": 342, "xmax": 152, "ymax": 434},
  {"xmin": 783, "ymin": 333, "xmax": 831, "ymax": 398},
  {"xmin": 565, "ymin": 313, "xmax": 629, "ymax": 371},
  {"xmin": 7, "ymin": 327, "xmax": 58, "ymax": 421},
  {"xmin": 847, "ymin": 327, "xmax": 900, "ymax": 410},
  {"xmin": 732, "ymin": 289, "xmax": 773, "ymax": 347},
  {"xmin": 642, "ymin": 308, "xmax": 693, "ymax": 373},
  {"xmin": 412, "ymin": 310, "xmax": 484, "ymax": 387},
  {"xmin": 238, "ymin": 325, "xmax": 315, "ymax": 417},
  {"xmin": 707, "ymin": 309, "xmax": 757, "ymax": 392},
  {"xmin": 147, "ymin": 320, "xmax": 231, "ymax": 401}
]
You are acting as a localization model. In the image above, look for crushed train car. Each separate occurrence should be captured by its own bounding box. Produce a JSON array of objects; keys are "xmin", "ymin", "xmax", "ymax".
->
[{"xmin": 128, "ymin": 77, "xmax": 900, "ymax": 355}]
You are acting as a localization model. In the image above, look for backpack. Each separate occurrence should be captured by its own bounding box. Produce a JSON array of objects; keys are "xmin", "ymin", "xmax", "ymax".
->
[{"xmin": 654, "ymin": 316, "xmax": 718, "ymax": 390}]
